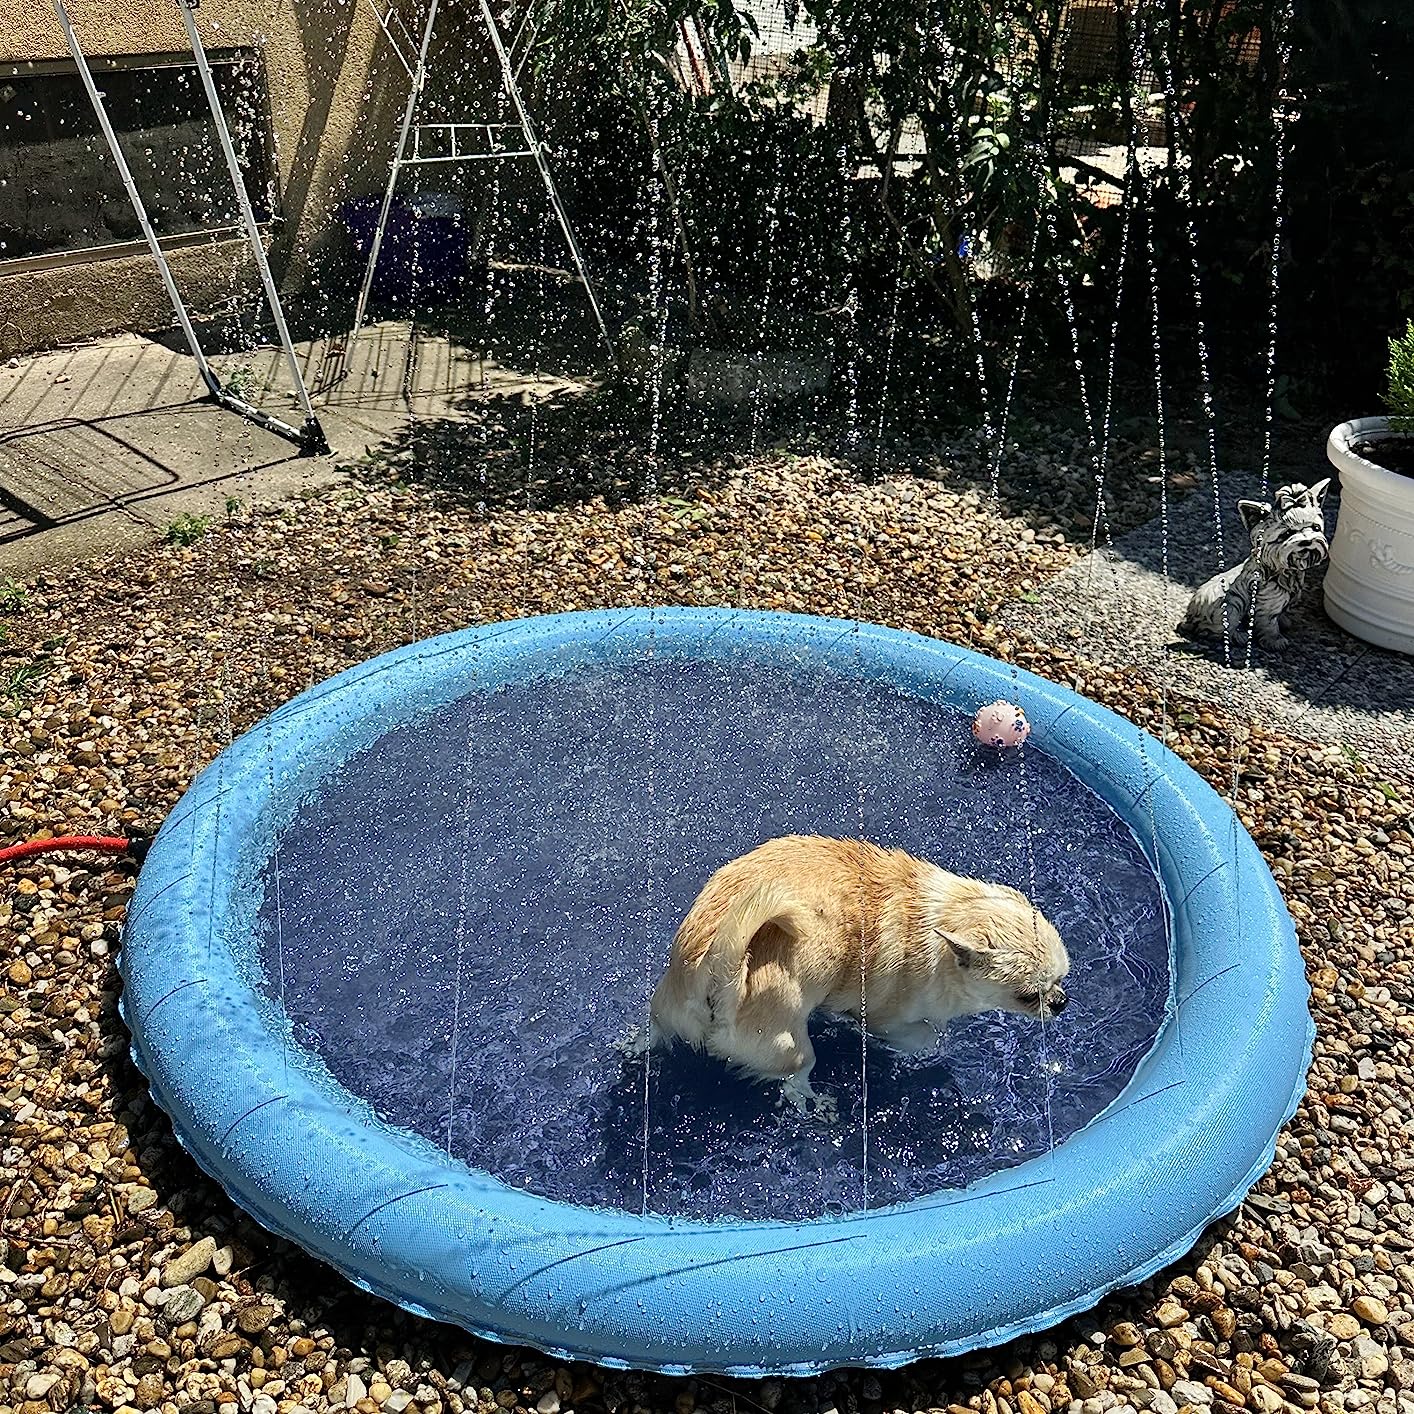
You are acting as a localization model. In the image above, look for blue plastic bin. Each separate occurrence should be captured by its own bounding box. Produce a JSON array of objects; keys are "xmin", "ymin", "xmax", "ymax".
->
[{"xmin": 340, "ymin": 192, "xmax": 467, "ymax": 306}]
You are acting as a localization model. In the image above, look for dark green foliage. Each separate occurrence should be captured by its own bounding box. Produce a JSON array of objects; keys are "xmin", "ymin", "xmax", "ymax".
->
[
  {"xmin": 529, "ymin": 0, "xmax": 1124, "ymax": 347},
  {"xmin": 1283, "ymin": 0, "xmax": 1414, "ymax": 405},
  {"xmin": 525, "ymin": 0, "xmax": 1413, "ymax": 408}
]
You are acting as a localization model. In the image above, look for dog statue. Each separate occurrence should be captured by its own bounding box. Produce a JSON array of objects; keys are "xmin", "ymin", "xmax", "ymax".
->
[{"xmin": 1178, "ymin": 479, "xmax": 1331, "ymax": 653}]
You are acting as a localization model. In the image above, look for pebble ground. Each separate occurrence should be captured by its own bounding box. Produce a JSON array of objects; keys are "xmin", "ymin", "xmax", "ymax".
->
[{"xmin": 1, "ymin": 433, "xmax": 1411, "ymax": 1414}]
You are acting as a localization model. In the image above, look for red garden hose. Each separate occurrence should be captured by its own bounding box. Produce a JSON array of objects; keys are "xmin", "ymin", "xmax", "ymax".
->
[{"xmin": 0, "ymin": 834, "xmax": 150, "ymax": 865}]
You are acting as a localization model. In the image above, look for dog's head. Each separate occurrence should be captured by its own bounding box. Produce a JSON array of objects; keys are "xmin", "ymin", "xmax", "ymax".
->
[
  {"xmin": 940, "ymin": 883, "xmax": 1071, "ymax": 1021},
  {"xmin": 1237, "ymin": 479, "xmax": 1330, "ymax": 577}
]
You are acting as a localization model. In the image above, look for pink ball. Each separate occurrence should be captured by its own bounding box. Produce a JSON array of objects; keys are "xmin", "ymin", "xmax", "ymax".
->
[{"xmin": 972, "ymin": 699, "xmax": 1030, "ymax": 749}]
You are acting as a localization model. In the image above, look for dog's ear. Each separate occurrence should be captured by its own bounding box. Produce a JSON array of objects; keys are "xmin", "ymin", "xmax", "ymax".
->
[
  {"xmin": 941, "ymin": 931, "xmax": 991, "ymax": 971},
  {"xmin": 1307, "ymin": 477, "xmax": 1332, "ymax": 508},
  {"xmin": 1237, "ymin": 499, "xmax": 1271, "ymax": 533}
]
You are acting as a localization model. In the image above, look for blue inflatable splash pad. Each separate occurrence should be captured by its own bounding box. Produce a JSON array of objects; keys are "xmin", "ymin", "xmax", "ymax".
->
[{"xmin": 120, "ymin": 609, "xmax": 1312, "ymax": 1374}]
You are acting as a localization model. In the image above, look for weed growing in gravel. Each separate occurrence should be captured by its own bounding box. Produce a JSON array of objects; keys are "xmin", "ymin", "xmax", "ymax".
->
[
  {"xmin": 0, "ymin": 577, "xmax": 28, "ymax": 613},
  {"xmin": 223, "ymin": 363, "xmax": 258, "ymax": 400},
  {"xmin": 165, "ymin": 513, "xmax": 213, "ymax": 546},
  {"xmin": 663, "ymin": 496, "xmax": 708, "ymax": 525},
  {"xmin": 2, "ymin": 641, "xmax": 60, "ymax": 704}
]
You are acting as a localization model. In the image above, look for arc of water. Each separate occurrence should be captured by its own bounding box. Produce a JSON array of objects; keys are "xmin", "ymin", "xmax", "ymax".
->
[
  {"xmin": 1038, "ymin": 5, "xmax": 1117, "ymax": 556},
  {"xmin": 175, "ymin": 0, "xmax": 325, "ymax": 440},
  {"xmin": 348, "ymin": 0, "xmax": 440, "ymax": 360},
  {"xmin": 446, "ymin": 364, "xmax": 496, "ymax": 1164},
  {"xmin": 1145, "ymin": 7, "xmax": 1230, "ymax": 673},
  {"xmin": 990, "ymin": 7, "xmax": 1148, "ymax": 1165},
  {"xmin": 1042, "ymin": 202, "xmax": 1110, "ymax": 553},
  {"xmin": 1238, "ymin": 1, "xmax": 1294, "ymax": 690},
  {"xmin": 987, "ymin": 15, "xmax": 1043, "ymax": 499},
  {"xmin": 1107, "ymin": 2, "xmax": 1190, "ymax": 1075},
  {"xmin": 1145, "ymin": 1, "xmax": 1250, "ymax": 807},
  {"xmin": 989, "ymin": 218, "xmax": 1043, "ymax": 502},
  {"xmin": 748, "ymin": 150, "xmax": 785, "ymax": 462},
  {"xmin": 636, "ymin": 114, "xmax": 673, "ymax": 1215},
  {"xmin": 1085, "ymin": 0, "xmax": 1167, "ymax": 598},
  {"xmin": 1260, "ymin": 0, "xmax": 1296, "ymax": 505},
  {"xmin": 1119, "ymin": 14, "xmax": 1175, "ymax": 743},
  {"xmin": 834, "ymin": 103, "xmax": 871, "ymax": 1208},
  {"xmin": 1012, "ymin": 668, "xmax": 1054, "ymax": 1154},
  {"xmin": 928, "ymin": 36, "xmax": 995, "ymax": 447},
  {"xmin": 872, "ymin": 245, "xmax": 906, "ymax": 480},
  {"xmin": 51, "ymin": 0, "xmax": 325, "ymax": 452},
  {"xmin": 837, "ymin": 139, "xmax": 861, "ymax": 455},
  {"xmin": 441, "ymin": 156, "xmax": 483, "ymax": 1160},
  {"xmin": 476, "ymin": 0, "xmax": 615, "ymax": 362},
  {"xmin": 446, "ymin": 722, "xmax": 478, "ymax": 1156},
  {"xmin": 1092, "ymin": 160, "xmax": 1136, "ymax": 563},
  {"xmin": 1129, "ymin": 0, "xmax": 1285, "ymax": 948},
  {"xmin": 851, "ymin": 544, "xmax": 872, "ymax": 1212},
  {"xmin": 477, "ymin": 77, "xmax": 512, "ymax": 366}
]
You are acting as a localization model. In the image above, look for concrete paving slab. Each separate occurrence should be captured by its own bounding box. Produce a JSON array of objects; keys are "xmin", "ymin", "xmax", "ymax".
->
[
  {"xmin": 0, "ymin": 322, "xmax": 569, "ymax": 576},
  {"xmin": 1000, "ymin": 469, "xmax": 1414, "ymax": 774}
]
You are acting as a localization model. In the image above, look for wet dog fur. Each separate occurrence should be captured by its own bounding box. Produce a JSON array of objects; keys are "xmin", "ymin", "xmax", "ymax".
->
[{"xmin": 641, "ymin": 836, "xmax": 1070, "ymax": 1118}]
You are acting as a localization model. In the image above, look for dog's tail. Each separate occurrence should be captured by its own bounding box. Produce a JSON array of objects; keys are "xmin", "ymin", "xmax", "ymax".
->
[{"xmin": 651, "ymin": 879, "xmax": 804, "ymax": 1047}]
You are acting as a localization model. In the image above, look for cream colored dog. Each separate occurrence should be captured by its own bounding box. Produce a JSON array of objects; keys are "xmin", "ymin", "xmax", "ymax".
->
[{"xmin": 644, "ymin": 836, "xmax": 1070, "ymax": 1118}]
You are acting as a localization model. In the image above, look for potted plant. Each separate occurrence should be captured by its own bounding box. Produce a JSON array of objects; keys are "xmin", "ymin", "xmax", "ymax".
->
[{"xmin": 1323, "ymin": 320, "xmax": 1414, "ymax": 654}]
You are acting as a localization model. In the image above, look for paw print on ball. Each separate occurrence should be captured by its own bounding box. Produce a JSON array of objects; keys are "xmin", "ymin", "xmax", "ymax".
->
[{"xmin": 972, "ymin": 699, "xmax": 1030, "ymax": 749}]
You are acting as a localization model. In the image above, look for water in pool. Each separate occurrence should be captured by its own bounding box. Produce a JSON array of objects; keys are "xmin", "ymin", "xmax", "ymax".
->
[{"xmin": 256, "ymin": 651, "xmax": 1170, "ymax": 1221}]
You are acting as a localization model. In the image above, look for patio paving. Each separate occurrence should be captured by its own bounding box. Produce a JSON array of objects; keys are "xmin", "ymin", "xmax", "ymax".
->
[
  {"xmin": 0, "ymin": 321, "xmax": 573, "ymax": 576},
  {"xmin": 1000, "ymin": 469, "xmax": 1414, "ymax": 774}
]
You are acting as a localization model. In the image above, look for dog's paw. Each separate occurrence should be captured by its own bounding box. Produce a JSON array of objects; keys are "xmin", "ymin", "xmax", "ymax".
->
[
  {"xmin": 614, "ymin": 1024, "xmax": 651, "ymax": 1059},
  {"xmin": 781, "ymin": 1083, "xmax": 838, "ymax": 1123},
  {"xmin": 1257, "ymin": 632, "xmax": 1289, "ymax": 653}
]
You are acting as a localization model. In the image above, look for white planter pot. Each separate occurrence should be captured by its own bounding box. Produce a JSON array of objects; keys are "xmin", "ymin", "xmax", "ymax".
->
[{"xmin": 1324, "ymin": 415, "xmax": 1414, "ymax": 655}]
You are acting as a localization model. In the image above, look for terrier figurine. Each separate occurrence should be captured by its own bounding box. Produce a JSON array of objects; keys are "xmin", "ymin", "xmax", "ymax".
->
[{"xmin": 1178, "ymin": 479, "xmax": 1331, "ymax": 653}]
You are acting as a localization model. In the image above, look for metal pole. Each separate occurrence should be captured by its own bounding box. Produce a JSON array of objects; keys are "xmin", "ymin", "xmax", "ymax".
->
[
  {"xmin": 53, "ymin": 0, "xmax": 220, "ymax": 395},
  {"xmin": 348, "ymin": 0, "xmax": 440, "ymax": 342},
  {"xmin": 476, "ymin": 0, "xmax": 615, "ymax": 361},
  {"xmin": 52, "ymin": 0, "xmax": 323, "ymax": 453},
  {"xmin": 175, "ymin": 0, "xmax": 328, "ymax": 451},
  {"xmin": 367, "ymin": 0, "xmax": 414, "ymax": 77}
]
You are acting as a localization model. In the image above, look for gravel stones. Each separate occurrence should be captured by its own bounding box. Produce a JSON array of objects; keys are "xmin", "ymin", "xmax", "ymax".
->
[
  {"xmin": 235, "ymin": 1301, "xmax": 278, "ymax": 1334},
  {"xmin": 1350, "ymin": 1297, "xmax": 1388, "ymax": 1327},
  {"xmin": 163, "ymin": 1283, "xmax": 206, "ymax": 1322},
  {"xmin": 24, "ymin": 1370, "xmax": 61, "ymax": 1400},
  {"xmin": 124, "ymin": 1183, "xmax": 157, "ymax": 1213},
  {"xmin": 162, "ymin": 1235, "xmax": 217, "ymax": 1287},
  {"xmin": 0, "ymin": 437, "xmax": 1411, "ymax": 1414}
]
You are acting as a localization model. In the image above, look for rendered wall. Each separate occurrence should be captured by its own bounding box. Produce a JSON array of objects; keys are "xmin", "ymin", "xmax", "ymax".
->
[{"xmin": 0, "ymin": 0, "xmax": 405, "ymax": 357}]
